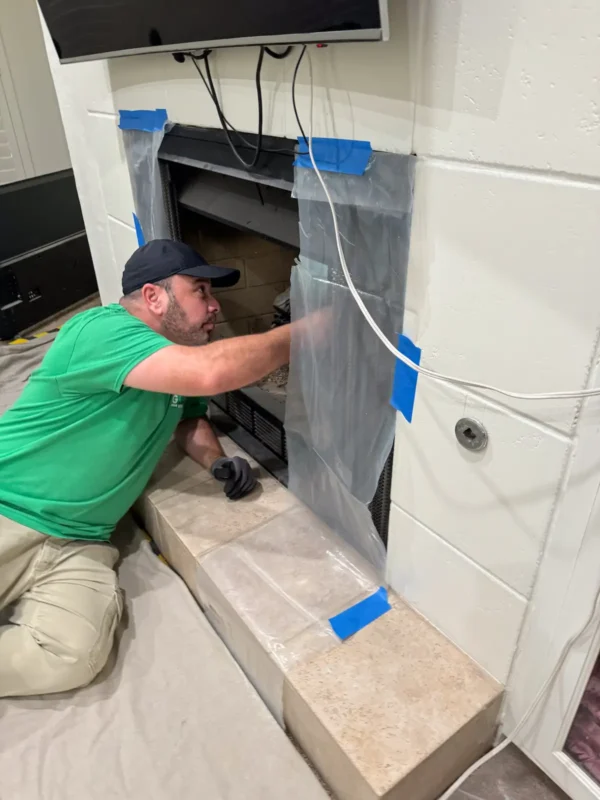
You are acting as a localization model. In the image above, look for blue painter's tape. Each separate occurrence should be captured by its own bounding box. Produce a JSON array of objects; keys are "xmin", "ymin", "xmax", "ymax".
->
[
  {"xmin": 329, "ymin": 587, "xmax": 391, "ymax": 640},
  {"xmin": 133, "ymin": 213, "xmax": 145, "ymax": 246},
  {"xmin": 294, "ymin": 137, "xmax": 372, "ymax": 175},
  {"xmin": 118, "ymin": 108, "xmax": 168, "ymax": 132},
  {"xmin": 391, "ymin": 334, "xmax": 421, "ymax": 423}
]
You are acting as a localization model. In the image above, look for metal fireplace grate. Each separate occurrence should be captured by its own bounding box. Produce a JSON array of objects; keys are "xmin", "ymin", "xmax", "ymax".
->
[
  {"xmin": 212, "ymin": 388, "xmax": 392, "ymax": 546},
  {"xmin": 214, "ymin": 390, "xmax": 287, "ymax": 462},
  {"xmin": 368, "ymin": 446, "xmax": 394, "ymax": 548}
]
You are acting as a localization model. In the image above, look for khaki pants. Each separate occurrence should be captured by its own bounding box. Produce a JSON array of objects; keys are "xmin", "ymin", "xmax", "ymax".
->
[{"xmin": 0, "ymin": 515, "xmax": 122, "ymax": 697}]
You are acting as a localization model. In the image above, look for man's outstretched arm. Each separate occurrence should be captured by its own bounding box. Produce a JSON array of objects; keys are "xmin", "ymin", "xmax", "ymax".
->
[{"xmin": 124, "ymin": 326, "xmax": 291, "ymax": 397}]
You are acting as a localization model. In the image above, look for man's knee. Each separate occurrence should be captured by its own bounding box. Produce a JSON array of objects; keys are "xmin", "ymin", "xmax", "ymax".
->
[
  {"xmin": 0, "ymin": 624, "xmax": 96, "ymax": 696},
  {"xmin": 0, "ymin": 589, "xmax": 122, "ymax": 697},
  {"xmin": 33, "ymin": 639, "xmax": 99, "ymax": 695}
]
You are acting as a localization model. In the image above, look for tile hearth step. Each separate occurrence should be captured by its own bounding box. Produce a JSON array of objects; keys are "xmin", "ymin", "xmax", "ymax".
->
[{"xmin": 136, "ymin": 438, "xmax": 503, "ymax": 800}]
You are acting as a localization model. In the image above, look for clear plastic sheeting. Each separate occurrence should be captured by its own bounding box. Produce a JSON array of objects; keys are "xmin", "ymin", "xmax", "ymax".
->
[
  {"xmin": 195, "ymin": 502, "xmax": 379, "ymax": 723},
  {"xmin": 286, "ymin": 153, "xmax": 416, "ymax": 575},
  {"xmin": 121, "ymin": 124, "xmax": 171, "ymax": 242}
]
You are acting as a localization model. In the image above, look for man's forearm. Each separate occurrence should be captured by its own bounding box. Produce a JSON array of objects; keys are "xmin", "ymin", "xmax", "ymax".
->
[
  {"xmin": 125, "ymin": 324, "xmax": 291, "ymax": 397},
  {"xmin": 201, "ymin": 325, "xmax": 290, "ymax": 395},
  {"xmin": 175, "ymin": 417, "xmax": 224, "ymax": 471}
]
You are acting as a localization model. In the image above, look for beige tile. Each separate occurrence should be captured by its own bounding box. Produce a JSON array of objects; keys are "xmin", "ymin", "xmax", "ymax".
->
[
  {"xmin": 200, "ymin": 544, "xmax": 312, "ymax": 647},
  {"xmin": 284, "ymin": 600, "xmax": 503, "ymax": 800},
  {"xmin": 195, "ymin": 553, "xmax": 341, "ymax": 725},
  {"xmin": 233, "ymin": 505, "xmax": 379, "ymax": 622},
  {"xmin": 154, "ymin": 467, "xmax": 297, "ymax": 561},
  {"xmin": 145, "ymin": 441, "xmax": 213, "ymax": 503},
  {"xmin": 245, "ymin": 250, "xmax": 295, "ymax": 287},
  {"xmin": 284, "ymin": 682, "xmax": 376, "ymax": 800},
  {"xmin": 135, "ymin": 496, "xmax": 199, "ymax": 590},
  {"xmin": 195, "ymin": 504, "xmax": 378, "ymax": 726},
  {"xmin": 196, "ymin": 564, "xmax": 295, "ymax": 724},
  {"xmin": 217, "ymin": 283, "xmax": 287, "ymax": 322},
  {"xmin": 282, "ymin": 624, "xmax": 340, "ymax": 673},
  {"xmin": 139, "ymin": 434, "xmax": 296, "ymax": 565}
]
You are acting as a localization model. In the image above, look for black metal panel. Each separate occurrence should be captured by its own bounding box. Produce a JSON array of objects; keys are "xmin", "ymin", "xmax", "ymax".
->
[
  {"xmin": 160, "ymin": 162, "xmax": 181, "ymax": 241},
  {"xmin": 0, "ymin": 235, "xmax": 98, "ymax": 340},
  {"xmin": 210, "ymin": 386, "xmax": 392, "ymax": 547},
  {"xmin": 368, "ymin": 447, "xmax": 394, "ymax": 547},
  {"xmin": 209, "ymin": 403, "xmax": 289, "ymax": 486},
  {"xmin": 178, "ymin": 170, "xmax": 300, "ymax": 249},
  {"xmin": 212, "ymin": 388, "xmax": 287, "ymax": 462},
  {"xmin": 159, "ymin": 124, "xmax": 296, "ymax": 191},
  {"xmin": 0, "ymin": 170, "xmax": 85, "ymax": 263}
]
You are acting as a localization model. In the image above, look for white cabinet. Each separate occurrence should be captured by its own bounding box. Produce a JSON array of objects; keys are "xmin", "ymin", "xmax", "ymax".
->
[
  {"xmin": 0, "ymin": 0, "xmax": 70, "ymax": 186},
  {"xmin": 0, "ymin": 71, "xmax": 27, "ymax": 184}
]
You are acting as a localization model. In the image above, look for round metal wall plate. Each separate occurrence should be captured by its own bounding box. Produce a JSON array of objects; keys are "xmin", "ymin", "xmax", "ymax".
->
[{"xmin": 455, "ymin": 418, "xmax": 488, "ymax": 452}]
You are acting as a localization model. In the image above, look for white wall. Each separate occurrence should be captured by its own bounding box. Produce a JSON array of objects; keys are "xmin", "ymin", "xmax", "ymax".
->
[
  {"xmin": 41, "ymin": 1, "xmax": 600, "ymax": 688},
  {"xmin": 0, "ymin": 0, "xmax": 69, "ymax": 183}
]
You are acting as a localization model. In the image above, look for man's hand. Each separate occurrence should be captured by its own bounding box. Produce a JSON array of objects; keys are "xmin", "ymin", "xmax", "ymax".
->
[{"xmin": 211, "ymin": 456, "xmax": 257, "ymax": 501}]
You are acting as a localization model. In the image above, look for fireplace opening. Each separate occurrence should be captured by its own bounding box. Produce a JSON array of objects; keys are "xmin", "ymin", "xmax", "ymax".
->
[
  {"xmin": 158, "ymin": 125, "xmax": 393, "ymax": 547},
  {"xmin": 179, "ymin": 210, "xmax": 295, "ymax": 402}
]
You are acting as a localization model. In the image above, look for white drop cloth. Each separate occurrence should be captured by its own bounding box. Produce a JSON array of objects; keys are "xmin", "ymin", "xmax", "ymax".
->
[
  {"xmin": 0, "ymin": 338, "xmax": 328, "ymax": 800},
  {"xmin": 0, "ymin": 530, "xmax": 328, "ymax": 800}
]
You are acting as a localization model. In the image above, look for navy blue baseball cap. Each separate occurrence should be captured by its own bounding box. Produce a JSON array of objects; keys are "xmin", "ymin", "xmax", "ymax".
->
[{"xmin": 121, "ymin": 239, "xmax": 240, "ymax": 295}]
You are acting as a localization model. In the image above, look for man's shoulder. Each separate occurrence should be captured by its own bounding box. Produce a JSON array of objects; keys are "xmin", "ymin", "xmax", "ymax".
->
[
  {"xmin": 42, "ymin": 305, "xmax": 146, "ymax": 368},
  {"xmin": 59, "ymin": 304, "xmax": 132, "ymax": 337},
  {"xmin": 55, "ymin": 304, "xmax": 155, "ymax": 348}
]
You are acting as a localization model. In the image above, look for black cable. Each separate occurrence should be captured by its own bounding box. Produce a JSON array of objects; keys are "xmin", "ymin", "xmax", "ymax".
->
[
  {"xmin": 218, "ymin": 47, "xmax": 264, "ymax": 169},
  {"xmin": 292, "ymin": 45, "xmax": 309, "ymax": 147},
  {"xmin": 199, "ymin": 48, "xmax": 265, "ymax": 169},
  {"xmin": 189, "ymin": 46, "xmax": 309, "ymax": 161},
  {"xmin": 191, "ymin": 55, "xmax": 251, "ymax": 148},
  {"xmin": 264, "ymin": 46, "xmax": 293, "ymax": 60},
  {"xmin": 191, "ymin": 52, "xmax": 304, "ymax": 158}
]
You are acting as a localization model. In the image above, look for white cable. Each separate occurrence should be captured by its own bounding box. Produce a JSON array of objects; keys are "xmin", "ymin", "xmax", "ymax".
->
[
  {"xmin": 438, "ymin": 582, "xmax": 600, "ymax": 799},
  {"xmin": 304, "ymin": 49, "xmax": 600, "ymax": 402},
  {"xmin": 303, "ymin": 54, "xmax": 600, "ymax": 791}
]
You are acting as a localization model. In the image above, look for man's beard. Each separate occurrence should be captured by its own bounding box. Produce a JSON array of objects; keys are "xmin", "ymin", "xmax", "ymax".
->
[{"xmin": 161, "ymin": 297, "xmax": 212, "ymax": 346}]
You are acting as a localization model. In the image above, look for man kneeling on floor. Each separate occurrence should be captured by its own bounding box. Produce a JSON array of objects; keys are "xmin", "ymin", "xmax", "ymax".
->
[{"xmin": 0, "ymin": 239, "xmax": 294, "ymax": 698}]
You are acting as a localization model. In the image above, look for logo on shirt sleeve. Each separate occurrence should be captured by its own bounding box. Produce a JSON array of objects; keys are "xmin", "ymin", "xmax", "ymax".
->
[{"xmin": 171, "ymin": 395, "xmax": 184, "ymax": 408}]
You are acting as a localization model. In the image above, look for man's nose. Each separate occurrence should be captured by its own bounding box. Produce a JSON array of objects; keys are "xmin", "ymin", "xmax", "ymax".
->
[{"xmin": 209, "ymin": 295, "xmax": 221, "ymax": 315}]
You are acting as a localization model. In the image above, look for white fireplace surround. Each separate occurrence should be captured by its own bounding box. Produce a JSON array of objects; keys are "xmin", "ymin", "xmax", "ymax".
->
[{"xmin": 39, "ymin": 1, "xmax": 600, "ymax": 795}]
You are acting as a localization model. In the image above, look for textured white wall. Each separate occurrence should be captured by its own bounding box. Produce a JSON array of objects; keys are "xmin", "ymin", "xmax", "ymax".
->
[
  {"xmin": 40, "ymin": 0, "xmax": 415, "ymax": 300},
  {"xmin": 0, "ymin": 0, "xmax": 69, "ymax": 182},
  {"xmin": 41, "ymin": 1, "xmax": 600, "ymax": 687},
  {"xmin": 388, "ymin": 0, "xmax": 600, "ymax": 684}
]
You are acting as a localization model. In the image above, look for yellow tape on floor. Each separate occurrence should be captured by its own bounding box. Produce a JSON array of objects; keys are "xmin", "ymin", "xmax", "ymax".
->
[{"xmin": 8, "ymin": 329, "xmax": 60, "ymax": 345}]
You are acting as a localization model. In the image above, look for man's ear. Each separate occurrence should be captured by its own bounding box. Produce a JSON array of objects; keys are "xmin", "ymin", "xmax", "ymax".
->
[{"xmin": 140, "ymin": 283, "xmax": 166, "ymax": 315}]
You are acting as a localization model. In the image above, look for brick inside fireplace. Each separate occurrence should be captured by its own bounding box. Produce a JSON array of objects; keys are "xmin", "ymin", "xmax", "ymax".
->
[
  {"xmin": 179, "ymin": 209, "xmax": 297, "ymax": 399},
  {"xmin": 180, "ymin": 211, "xmax": 296, "ymax": 340}
]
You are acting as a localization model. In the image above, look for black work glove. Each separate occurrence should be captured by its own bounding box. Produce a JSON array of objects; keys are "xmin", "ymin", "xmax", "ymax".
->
[{"xmin": 211, "ymin": 456, "xmax": 257, "ymax": 501}]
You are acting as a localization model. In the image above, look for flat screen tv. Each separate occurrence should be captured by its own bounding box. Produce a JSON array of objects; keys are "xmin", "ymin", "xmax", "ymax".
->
[{"xmin": 38, "ymin": 0, "xmax": 389, "ymax": 64}]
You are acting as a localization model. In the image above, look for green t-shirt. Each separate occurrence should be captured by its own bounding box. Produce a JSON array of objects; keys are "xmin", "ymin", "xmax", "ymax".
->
[{"xmin": 0, "ymin": 304, "xmax": 207, "ymax": 541}]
